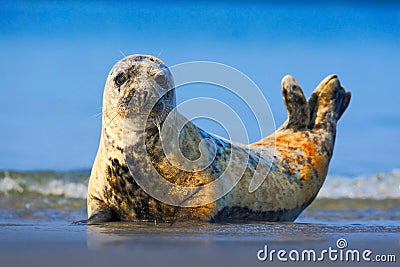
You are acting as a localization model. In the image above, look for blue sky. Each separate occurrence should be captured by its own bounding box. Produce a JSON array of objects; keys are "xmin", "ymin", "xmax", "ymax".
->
[{"xmin": 0, "ymin": 1, "xmax": 399, "ymax": 174}]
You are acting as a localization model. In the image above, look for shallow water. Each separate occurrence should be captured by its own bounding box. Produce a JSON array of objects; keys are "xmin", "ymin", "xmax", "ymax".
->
[
  {"xmin": 0, "ymin": 170, "xmax": 399, "ymax": 266},
  {"xmin": 1, "ymin": 219, "xmax": 399, "ymax": 267}
]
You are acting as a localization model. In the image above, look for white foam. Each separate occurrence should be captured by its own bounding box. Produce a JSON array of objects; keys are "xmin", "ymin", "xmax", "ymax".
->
[
  {"xmin": 317, "ymin": 169, "xmax": 400, "ymax": 199},
  {"xmin": 0, "ymin": 172, "xmax": 23, "ymax": 194},
  {"xmin": 27, "ymin": 179, "xmax": 87, "ymax": 199},
  {"xmin": 0, "ymin": 172, "xmax": 87, "ymax": 199}
]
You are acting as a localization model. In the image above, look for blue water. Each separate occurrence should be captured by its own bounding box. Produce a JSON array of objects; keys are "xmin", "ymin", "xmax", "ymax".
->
[{"xmin": 0, "ymin": 1, "xmax": 399, "ymax": 176}]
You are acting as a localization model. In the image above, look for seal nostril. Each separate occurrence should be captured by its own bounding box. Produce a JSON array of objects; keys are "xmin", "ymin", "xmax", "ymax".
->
[
  {"xmin": 139, "ymin": 91, "xmax": 148, "ymax": 108},
  {"xmin": 142, "ymin": 91, "xmax": 148, "ymax": 100},
  {"xmin": 131, "ymin": 90, "xmax": 149, "ymax": 112}
]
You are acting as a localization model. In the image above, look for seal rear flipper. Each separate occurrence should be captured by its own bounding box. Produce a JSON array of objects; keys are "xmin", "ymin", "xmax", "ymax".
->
[
  {"xmin": 279, "ymin": 75, "xmax": 309, "ymax": 131},
  {"xmin": 308, "ymin": 74, "xmax": 351, "ymax": 131}
]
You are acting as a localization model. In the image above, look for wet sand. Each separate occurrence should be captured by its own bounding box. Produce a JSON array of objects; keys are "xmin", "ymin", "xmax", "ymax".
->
[{"xmin": 0, "ymin": 220, "xmax": 398, "ymax": 267}]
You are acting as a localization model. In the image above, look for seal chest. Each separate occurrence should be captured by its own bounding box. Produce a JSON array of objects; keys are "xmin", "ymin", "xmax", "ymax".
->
[{"xmin": 86, "ymin": 54, "xmax": 351, "ymax": 223}]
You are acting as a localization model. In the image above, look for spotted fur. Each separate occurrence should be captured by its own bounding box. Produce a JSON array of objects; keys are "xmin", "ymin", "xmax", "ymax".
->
[{"xmin": 86, "ymin": 55, "xmax": 351, "ymax": 223}]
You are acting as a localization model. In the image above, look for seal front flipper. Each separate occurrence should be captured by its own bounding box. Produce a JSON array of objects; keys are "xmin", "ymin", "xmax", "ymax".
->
[
  {"xmin": 86, "ymin": 195, "xmax": 117, "ymax": 224},
  {"xmin": 279, "ymin": 75, "xmax": 309, "ymax": 131},
  {"xmin": 86, "ymin": 211, "xmax": 116, "ymax": 224}
]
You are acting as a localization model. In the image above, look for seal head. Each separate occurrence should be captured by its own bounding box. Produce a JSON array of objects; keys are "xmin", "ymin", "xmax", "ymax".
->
[{"xmin": 103, "ymin": 54, "xmax": 175, "ymax": 130}]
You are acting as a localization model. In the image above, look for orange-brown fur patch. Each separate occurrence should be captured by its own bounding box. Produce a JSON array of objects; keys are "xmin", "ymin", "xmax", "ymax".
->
[{"xmin": 251, "ymin": 130, "xmax": 327, "ymax": 182}]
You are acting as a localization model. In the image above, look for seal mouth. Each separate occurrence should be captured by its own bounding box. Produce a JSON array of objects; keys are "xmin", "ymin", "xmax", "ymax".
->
[
  {"xmin": 124, "ymin": 97, "xmax": 171, "ymax": 130},
  {"xmin": 127, "ymin": 97, "xmax": 167, "ymax": 115}
]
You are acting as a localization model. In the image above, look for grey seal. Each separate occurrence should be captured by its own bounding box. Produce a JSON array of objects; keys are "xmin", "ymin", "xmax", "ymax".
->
[{"xmin": 86, "ymin": 54, "xmax": 351, "ymax": 223}]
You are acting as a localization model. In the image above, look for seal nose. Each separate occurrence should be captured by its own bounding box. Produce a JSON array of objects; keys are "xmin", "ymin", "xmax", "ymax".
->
[{"xmin": 133, "ymin": 90, "xmax": 148, "ymax": 112}]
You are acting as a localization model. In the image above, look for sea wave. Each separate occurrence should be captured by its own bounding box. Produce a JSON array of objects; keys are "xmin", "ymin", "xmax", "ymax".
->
[
  {"xmin": 317, "ymin": 169, "xmax": 400, "ymax": 199},
  {"xmin": 0, "ymin": 170, "xmax": 89, "ymax": 199},
  {"xmin": 0, "ymin": 169, "xmax": 399, "ymax": 201}
]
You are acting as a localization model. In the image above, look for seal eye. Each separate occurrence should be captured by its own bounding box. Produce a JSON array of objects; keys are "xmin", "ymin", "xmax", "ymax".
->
[
  {"xmin": 114, "ymin": 73, "xmax": 126, "ymax": 87},
  {"xmin": 155, "ymin": 75, "xmax": 168, "ymax": 88}
]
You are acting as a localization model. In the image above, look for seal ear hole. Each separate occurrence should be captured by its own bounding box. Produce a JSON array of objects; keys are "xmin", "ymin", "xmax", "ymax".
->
[{"xmin": 114, "ymin": 73, "xmax": 126, "ymax": 88}]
